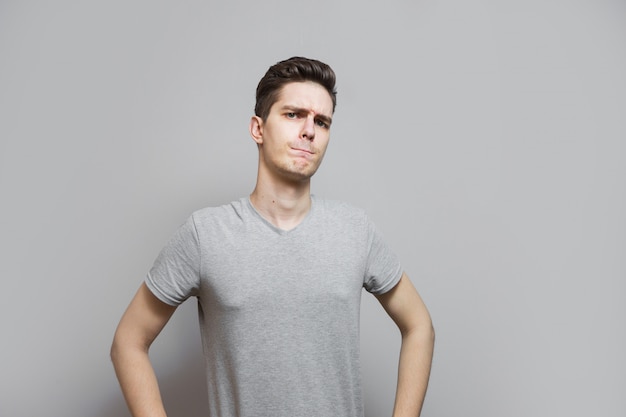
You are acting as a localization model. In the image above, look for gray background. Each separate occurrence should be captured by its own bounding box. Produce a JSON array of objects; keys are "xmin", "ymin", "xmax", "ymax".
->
[{"xmin": 1, "ymin": 1, "xmax": 624, "ymax": 416}]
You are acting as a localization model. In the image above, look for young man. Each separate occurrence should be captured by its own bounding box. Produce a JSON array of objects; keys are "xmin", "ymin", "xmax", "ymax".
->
[{"xmin": 111, "ymin": 57, "xmax": 434, "ymax": 417}]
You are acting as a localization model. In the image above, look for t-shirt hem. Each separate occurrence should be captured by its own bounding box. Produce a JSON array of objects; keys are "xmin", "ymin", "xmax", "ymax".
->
[
  {"xmin": 369, "ymin": 267, "xmax": 404, "ymax": 295},
  {"xmin": 145, "ymin": 273, "xmax": 181, "ymax": 306}
]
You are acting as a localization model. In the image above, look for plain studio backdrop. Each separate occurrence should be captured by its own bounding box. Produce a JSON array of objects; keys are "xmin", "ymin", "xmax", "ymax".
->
[{"xmin": 1, "ymin": 1, "xmax": 624, "ymax": 416}]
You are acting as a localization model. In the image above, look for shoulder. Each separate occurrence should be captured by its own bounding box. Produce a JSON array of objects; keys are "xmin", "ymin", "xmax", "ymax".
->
[
  {"xmin": 313, "ymin": 197, "xmax": 370, "ymax": 226},
  {"xmin": 315, "ymin": 197, "xmax": 365, "ymax": 214},
  {"xmin": 188, "ymin": 198, "xmax": 248, "ymax": 228}
]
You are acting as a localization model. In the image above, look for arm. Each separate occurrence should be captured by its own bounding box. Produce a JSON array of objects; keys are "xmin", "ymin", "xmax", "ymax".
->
[
  {"xmin": 375, "ymin": 273, "xmax": 435, "ymax": 417},
  {"xmin": 110, "ymin": 282, "xmax": 178, "ymax": 417}
]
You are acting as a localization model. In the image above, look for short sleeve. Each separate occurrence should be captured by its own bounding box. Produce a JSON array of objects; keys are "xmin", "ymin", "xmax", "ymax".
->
[
  {"xmin": 145, "ymin": 215, "xmax": 201, "ymax": 306},
  {"xmin": 363, "ymin": 219, "xmax": 403, "ymax": 295}
]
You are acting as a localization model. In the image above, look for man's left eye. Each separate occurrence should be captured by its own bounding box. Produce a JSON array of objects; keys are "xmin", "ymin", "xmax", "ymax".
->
[{"xmin": 316, "ymin": 120, "xmax": 328, "ymax": 128}]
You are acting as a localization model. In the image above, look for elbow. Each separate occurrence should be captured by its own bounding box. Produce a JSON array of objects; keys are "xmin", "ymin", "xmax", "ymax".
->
[
  {"xmin": 426, "ymin": 314, "xmax": 435, "ymax": 342},
  {"xmin": 404, "ymin": 316, "xmax": 435, "ymax": 346},
  {"xmin": 110, "ymin": 328, "xmax": 151, "ymax": 366},
  {"xmin": 419, "ymin": 318, "xmax": 435, "ymax": 346},
  {"xmin": 110, "ymin": 334, "xmax": 122, "ymax": 365},
  {"xmin": 427, "ymin": 321, "xmax": 435, "ymax": 345},
  {"xmin": 109, "ymin": 330, "xmax": 137, "ymax": 366}
]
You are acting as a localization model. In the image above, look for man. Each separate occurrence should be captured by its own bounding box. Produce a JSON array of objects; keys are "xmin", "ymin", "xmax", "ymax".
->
[{"xmin": 111, "ymin": 57, "xmax": 434, "ymax": 417}]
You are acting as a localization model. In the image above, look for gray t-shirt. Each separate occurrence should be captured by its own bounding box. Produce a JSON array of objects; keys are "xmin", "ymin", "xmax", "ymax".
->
[{"xmin": 146, "ymin": 196, "xmax": 403, "ymax": 417}]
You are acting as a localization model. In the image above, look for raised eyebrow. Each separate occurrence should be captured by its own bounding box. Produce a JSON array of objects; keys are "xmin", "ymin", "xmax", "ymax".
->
[
  {"xmin": 281, "ymin": 105, "xmax": 301, "ymax": 113},
  {"xmin": 282, "ymin": 106, "xmax": 333, "ymax": 125},
  {"xmin": 281, "ymin": 105, "xmax": 308, "ymax": 115}
]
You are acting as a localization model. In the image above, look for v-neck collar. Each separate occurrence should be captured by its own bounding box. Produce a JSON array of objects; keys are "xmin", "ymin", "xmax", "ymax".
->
[{"xmin": 245, "ymin": 195, "xmax": 317, "ymax": 236}]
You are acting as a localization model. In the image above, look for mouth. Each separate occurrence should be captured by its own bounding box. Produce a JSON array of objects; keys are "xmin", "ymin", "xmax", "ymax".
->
[{"xmin": 291, "ymin": 147, "xmax": 314, "ymax": 155}]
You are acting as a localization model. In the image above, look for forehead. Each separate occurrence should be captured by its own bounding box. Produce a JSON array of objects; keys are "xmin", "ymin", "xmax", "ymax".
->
[{"xmin": 273, "ymin": 81, "xmax": 334, "ymax": 117}]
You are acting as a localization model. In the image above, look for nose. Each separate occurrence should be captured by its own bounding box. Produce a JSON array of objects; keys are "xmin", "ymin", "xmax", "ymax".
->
[{"xmin": 300, "ymin": 115, "xmax": 316, "ymax": 141}]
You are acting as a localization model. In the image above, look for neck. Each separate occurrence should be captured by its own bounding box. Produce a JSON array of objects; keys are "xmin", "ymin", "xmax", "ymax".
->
[{"xmin": 249, "ymin": 178, "xmax": 312, "ymax": 231}]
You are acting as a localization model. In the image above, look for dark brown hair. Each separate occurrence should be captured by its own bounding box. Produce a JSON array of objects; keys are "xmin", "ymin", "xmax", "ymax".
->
[{"xmin": 254, "ymin": 57, "xmax": 337, "ymax": 120}]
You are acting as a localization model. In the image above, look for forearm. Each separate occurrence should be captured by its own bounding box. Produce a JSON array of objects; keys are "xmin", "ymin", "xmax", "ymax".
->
[
  {"xmin": 111, "ymin": 343, "xmax": 167, "ymax": 417},
  {"xmin": 391, "ymin": 325, "xmax": 435, "ymax": 417}
]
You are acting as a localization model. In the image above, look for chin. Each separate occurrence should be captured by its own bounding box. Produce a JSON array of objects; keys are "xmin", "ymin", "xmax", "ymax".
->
[{"xmin": 282, "ymin": 167, "xmax": 319, "ymax": 182}]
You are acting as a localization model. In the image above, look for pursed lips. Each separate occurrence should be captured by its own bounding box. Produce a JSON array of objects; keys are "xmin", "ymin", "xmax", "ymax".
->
[{"xmin": 291, "ymin": 147, "xmax": 314, "ymax": 155}]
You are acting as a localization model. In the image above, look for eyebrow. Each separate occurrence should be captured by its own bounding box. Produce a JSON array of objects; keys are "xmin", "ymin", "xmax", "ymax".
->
[{"xmin": 281, "ymin": 105, "xmax": 333, "ymax": 126}]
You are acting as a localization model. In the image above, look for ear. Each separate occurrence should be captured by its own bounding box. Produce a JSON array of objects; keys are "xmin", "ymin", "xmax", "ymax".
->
[{"xmin": 249, "ymin": 116, "xmax": 264, "ymax": 145}]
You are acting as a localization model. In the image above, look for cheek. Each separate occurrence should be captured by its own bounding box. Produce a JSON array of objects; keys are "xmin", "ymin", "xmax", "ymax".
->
[
  {"xmin": 317, "ymin": 134, "xmax": 330, "ymax": 150},
  {"xmin": 267, "ymin": 125, "xmax": 293, "ymax": 143}
]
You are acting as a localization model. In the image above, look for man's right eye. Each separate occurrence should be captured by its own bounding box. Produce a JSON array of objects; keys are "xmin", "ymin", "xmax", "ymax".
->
[{"xmin": 286, "ymin": 112, "xmax": 297, "ymax": 119}]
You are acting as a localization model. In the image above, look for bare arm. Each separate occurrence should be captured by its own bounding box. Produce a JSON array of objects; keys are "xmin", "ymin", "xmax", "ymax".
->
[
  {"xmin": 376, "ymin": 273, "xmax": 435, "ymax": 417},
  {"xmin": 110, "ymin": 283, "xmax": 178, "ymax": 417}
]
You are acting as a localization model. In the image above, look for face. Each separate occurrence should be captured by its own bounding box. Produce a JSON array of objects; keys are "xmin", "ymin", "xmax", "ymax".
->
[{"xmin": 250, "ymin": 81, "xmax": 334, "ymax": 184}]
